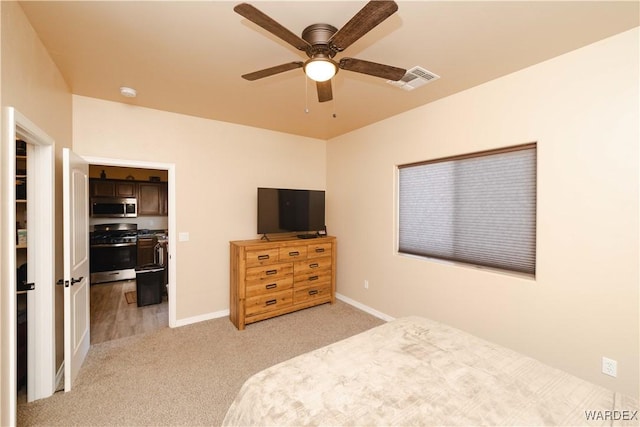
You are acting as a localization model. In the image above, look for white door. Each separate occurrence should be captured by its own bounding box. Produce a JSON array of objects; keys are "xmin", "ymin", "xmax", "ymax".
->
[
  {"xmin": 1, "ymin": 108, "xmax": 55, "ymax": 426},
  {"xmin": 62, "ymin": 148, "xmax": 90, "ymax": 391}
]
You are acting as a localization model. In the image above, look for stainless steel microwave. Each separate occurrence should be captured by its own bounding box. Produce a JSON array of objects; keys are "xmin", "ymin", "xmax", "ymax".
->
[{"xmin": 90, "ymin": 197, "xmax": 137, "ymax": 218}]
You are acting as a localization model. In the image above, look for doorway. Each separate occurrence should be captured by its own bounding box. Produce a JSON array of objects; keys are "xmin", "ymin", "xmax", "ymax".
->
[
  {"xmin": 88, "ymin": 165, "xmax": 170, "ymax": 343},
  {"xmin": 82, "ymin": 156, "xmax": 177, "ymax": 335}
]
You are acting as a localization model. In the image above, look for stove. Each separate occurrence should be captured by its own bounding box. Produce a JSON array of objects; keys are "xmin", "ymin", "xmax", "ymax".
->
[
  {"xmin": 90, "ymin": 223, "xmax": 138, "ymax": 245},
  {"xmin": 90, "ymin": 223, "xmax": 138, "ymax": 284}
]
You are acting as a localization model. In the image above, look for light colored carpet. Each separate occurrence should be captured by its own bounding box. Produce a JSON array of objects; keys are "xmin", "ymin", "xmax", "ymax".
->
[{"xmin": 17, "ymin": 300, "xmax": 385, "ymax": 426}]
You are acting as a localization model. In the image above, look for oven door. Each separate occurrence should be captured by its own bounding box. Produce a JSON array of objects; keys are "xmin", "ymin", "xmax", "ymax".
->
[{"xmin": 90, "ymin": 243, "xmax": 138, "ymax": 273}]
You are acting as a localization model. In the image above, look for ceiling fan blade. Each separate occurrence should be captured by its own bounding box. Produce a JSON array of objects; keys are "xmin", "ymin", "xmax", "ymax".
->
[
  {"xmin": 339, "ymin": 57, "xmax": 405, "ymax": 81},
  {"xmin": 329, "ymin": 1, "xmax": 398, "ymax": 52},
  {"xmin": 242, "ymin": 62, "xmax": 304, "ymax": 81},
  {"xmin": 316, "ymin": 80, "xmax": 333, "ymax": 103},
  {"xmin": 234, "ymin": 3, "xmax": 310, "ymax": 51}
]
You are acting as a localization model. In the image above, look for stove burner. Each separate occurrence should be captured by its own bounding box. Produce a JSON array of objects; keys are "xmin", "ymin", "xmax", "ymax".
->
[{"xmin": 90, "ymin": 223, "xmax": 138, "ymax": 246}]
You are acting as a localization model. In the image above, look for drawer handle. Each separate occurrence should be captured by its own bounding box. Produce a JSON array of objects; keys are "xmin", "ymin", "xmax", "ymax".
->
[
  {"xmin": 288, "ymin": 251, "xmax": 300, "ymax": 256},
  {"xmin": 315, "ymin": 248, "xmax": 325, "ymax": 253},
  {"xmin": 265, "ymin": 299, "xmax": 277, "ymax": 306},
  {"xmin": 309, "ymin": 263, "xmax": 319, "ymax": 268},
  {"xmin": 265, "ymin": 283, "xmax": 277, "ymax": 290},
  {"xmin": 309, "ymin": 275, "xmax": 319, "ymax": 281},
  {"xmin": 265, "ymin": 269, "xmax": 277, "ymax": 275},
  {"xmin": 257, "ymin": 255, "xmax": 270, "ymax": 260},
  {"xmin": 308, "ymin": 289, "xmax": 319, "ymax": 296}
]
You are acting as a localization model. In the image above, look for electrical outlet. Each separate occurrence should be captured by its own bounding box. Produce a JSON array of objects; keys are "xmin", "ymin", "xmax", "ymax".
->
[
  {"xmin": 364, "ymin": 280, "xmax": 369, "ymax": 289},
  {"xmin": 602, "ymin": 357, "xmax": 617, "ymax": 377}
]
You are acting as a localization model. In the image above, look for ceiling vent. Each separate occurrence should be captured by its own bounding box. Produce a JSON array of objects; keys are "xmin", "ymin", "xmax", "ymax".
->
[{"xmin": 387, "ymin": 66, "xmax": 440, "ymax": 91}]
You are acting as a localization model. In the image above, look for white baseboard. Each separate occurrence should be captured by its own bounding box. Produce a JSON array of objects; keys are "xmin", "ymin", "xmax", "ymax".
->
[
  {"xmin": 172, "ymin": 297, "xmax": 390, "ymax": 329},
  {"xmin": 335, "ymin": 293, "xmax": 395, "ymax": 322},
  {"xmin": 173, "ymin": 309, "xmax": 229, "ymax": 328},
  {"xmin": 55, "ymin": 362, "xmax": 64, "ymax": 392}
]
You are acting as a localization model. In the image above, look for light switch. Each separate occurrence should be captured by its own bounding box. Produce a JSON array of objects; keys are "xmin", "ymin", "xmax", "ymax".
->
[{"xmin": 178, "ymin": 232, "xmax": 190, "ymax": 242}]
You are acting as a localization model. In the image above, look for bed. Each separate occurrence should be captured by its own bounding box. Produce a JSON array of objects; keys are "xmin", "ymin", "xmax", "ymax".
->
[{"xmin": 223, "ymin": 316, "xmax": 639, "ymax": 426}]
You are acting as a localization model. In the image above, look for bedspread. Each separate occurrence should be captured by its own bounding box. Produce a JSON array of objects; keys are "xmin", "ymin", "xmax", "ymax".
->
[{"xmin": 223, "ymin": 316, "xmax": 639, "ymax": 426}]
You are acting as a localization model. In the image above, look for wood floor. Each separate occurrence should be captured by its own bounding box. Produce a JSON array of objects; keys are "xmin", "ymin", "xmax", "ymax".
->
[{"xmin": 90, "ymin": 279, "xmax": 168, "ymax": 344}]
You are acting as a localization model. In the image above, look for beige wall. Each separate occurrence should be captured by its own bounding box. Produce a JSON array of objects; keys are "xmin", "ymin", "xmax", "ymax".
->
[
  {"xmin": 327, "ymin": 28, "xmax": 639, "ymax": 397},
  {"xmin": 72, "ymin": 96, "xmax": 326, "ymax": 320},
  {"xmin": 1, "ymin": 0, "xmax": 72, "ymax": 415}
]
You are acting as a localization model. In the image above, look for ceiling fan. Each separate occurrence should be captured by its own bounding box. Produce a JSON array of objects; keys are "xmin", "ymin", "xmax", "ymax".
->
[{"xmin": 234, "ymin": 1, "xmax": 406, "ymax": 103}]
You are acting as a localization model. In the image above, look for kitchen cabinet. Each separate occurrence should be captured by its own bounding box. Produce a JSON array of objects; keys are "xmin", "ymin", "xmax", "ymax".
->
[
  {"xmin": 89, "ymin": 178, "xmax": 168, "ymax": 216},
  {"xmin": 137, "ymin": 236, "xmax": 157, "ymax": 266},
  {"xmin": 90, "ymin": 179, "xmax": 136, "ymax": 198},
  {"xmin": 138, "ymin": 182, "xmax": 167, "ymax": 216}
]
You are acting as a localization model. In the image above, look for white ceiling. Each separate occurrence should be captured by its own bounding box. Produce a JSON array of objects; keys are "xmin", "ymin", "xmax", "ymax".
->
[{"xmin": 19, "ymin": 1, "xmax": 639, "ymax": 140}]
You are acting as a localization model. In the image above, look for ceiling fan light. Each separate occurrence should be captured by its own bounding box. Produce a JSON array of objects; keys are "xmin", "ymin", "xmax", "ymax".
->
[{"xmin": 304, "ymin": 58, "xmax": 337, "ymax": 82}]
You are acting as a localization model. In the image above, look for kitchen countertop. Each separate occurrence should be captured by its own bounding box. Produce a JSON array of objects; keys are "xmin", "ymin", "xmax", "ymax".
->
[{"xmin": 138, "ymin": 229, "xmax": 168, "ymax": 243}]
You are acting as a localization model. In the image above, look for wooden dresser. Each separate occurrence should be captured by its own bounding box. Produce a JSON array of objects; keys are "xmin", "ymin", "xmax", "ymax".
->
[{"xmin": 230, "ymin": 236, "xmax": 336, "ymax": 330}]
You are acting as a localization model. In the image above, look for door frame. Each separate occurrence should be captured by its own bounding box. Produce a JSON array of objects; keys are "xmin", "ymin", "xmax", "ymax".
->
[
  {"xmin": 82, "ymin": 156, "xmax": 177, "ymax": 327},
  {"xmin": 1, "ymin": 107, "xmax": 55, "ymax": 426}
]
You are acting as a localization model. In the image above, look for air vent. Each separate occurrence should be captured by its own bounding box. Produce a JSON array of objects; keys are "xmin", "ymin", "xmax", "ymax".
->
[{"xmin": 387, "ymin": 66, "xmax": 440, "ymax": 91}]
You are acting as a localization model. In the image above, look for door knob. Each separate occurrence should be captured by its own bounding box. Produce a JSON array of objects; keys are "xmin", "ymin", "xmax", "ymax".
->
[{"xmin": 70, "ymin": 276, "xmax": 84, "ymax": 285}]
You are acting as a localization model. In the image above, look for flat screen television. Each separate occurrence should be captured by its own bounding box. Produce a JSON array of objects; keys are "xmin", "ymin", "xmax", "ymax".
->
[{"xmin": 257, "ymin": 187, "xmax": 325, "ymax": 237}]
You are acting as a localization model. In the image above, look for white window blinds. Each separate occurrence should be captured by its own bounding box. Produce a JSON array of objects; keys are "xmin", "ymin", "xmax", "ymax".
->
[{"xmin": 398, "ymin": 144, "xmax": 536, "ymax": 275}]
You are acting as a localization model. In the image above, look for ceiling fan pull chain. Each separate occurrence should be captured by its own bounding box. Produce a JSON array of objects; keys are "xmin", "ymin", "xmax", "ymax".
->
[
  {"xmin": 332, "ymin": 82, "xmax": 337, "ymax": 118},
  {"xmin": 304, "ymin": 75, "xmax": 310, "ymax": 114}
]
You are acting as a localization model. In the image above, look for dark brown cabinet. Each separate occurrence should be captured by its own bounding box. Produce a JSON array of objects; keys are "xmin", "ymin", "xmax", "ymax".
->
[
  {"xmin": 138, "ymin": 182, "xmax": 167, "ymax": 216},
  {"xmin": 90, "ymin": 179, "xmax": 137, "ymax": 198},
  {"xmin": 89, "ymin": 179, "xmax": 168, "ymax": 216},
  {"xmin": 137, "ymin": 237, "xmax": 157, "ymax": 266}
]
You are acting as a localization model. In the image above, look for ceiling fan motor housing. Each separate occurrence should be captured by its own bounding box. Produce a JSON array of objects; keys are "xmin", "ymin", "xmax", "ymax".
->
[{"xmin": 302, "ymin": 23, "xmax": 339, "ymax": 58}]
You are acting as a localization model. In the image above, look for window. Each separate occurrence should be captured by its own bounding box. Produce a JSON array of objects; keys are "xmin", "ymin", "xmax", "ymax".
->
[{"xmin": 398, "ymin": 143, "xmax": 536, "ymax": 275}]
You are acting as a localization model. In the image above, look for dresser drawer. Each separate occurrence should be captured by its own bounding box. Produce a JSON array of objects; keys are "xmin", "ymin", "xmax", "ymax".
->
[
  {"xmin": 307, "ymin": 242, "xmax": 332, "ymax": 259},
  {"xmin": 245, "ymin": 248, "xmax": 280, "ymax": 267},
  {"xmin": 246, "ymin": 276, "xmax": 294, "ymax": 298},
  {"xmin": 293, "ymin": 282, "xmax": 331, "ymax": 304},
  {"xmin": 279, "ymin": 246, "xmax": 308, "ymax": 261},
  {"xmin": 245, "ymin": 290, "xmax": 293, "ymax": 317},
  {"xmin": 246, "ymin": 262, "xmax": 293, "ymax": 282},
  {"xmin": 294, "ymin": 269, "xmax": 331, "ymax": 286},
  {"xmin": 294, "ymin": 256, "xmax": 332, "ymax": 275}
]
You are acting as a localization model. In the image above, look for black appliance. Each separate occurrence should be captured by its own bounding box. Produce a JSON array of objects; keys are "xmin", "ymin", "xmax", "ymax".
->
[
  {"xmin": 90, "ymin": 223, "xmax": 138, "ymax": 284},
  {"xmin": 257, "ymin": 187, "xmax": 325, "ymax": 238},
  {"xmin": 135, "ymin": 264, "xmax": 164, "ymax": 307},
  {"xmin": 91, "ymin": 197, "xmax": 137, "ymax": 218}
]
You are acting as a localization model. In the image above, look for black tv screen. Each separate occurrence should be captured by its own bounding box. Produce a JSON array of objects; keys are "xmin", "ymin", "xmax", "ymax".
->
[{"xmin": 257, "ymin": 188, "xmax": 325, "ymax": 235}]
